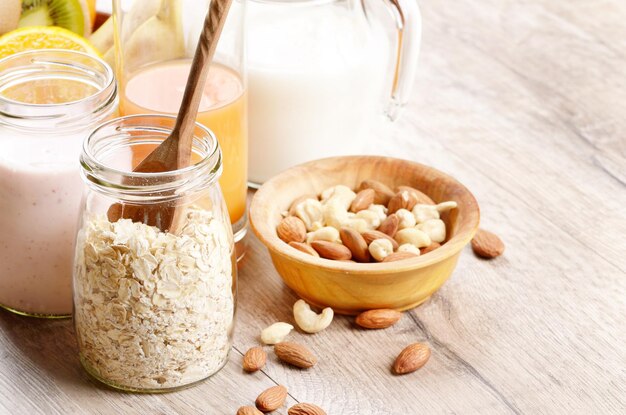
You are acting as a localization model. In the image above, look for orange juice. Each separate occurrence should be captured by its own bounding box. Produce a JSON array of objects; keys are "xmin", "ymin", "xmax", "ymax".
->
[{"xmin": 121, "ymin": 60, "xmax": 248, "ymax": 226}]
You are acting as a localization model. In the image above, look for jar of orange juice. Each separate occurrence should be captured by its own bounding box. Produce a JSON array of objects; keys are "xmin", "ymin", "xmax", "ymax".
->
[{"xmin": 112, "ymin": 0, "xmax": 248, "ymax": 258}]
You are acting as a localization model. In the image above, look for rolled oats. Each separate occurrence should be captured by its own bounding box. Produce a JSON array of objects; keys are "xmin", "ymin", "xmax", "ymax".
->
[{"xmin": 74, "ymin": 209, "xmax": 234, "ymax": 390}]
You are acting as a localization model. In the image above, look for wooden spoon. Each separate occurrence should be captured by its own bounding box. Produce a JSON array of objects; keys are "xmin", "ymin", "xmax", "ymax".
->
[{"xmin": 108, "ymin": 0, "xmax": 234, "ymax": 232}]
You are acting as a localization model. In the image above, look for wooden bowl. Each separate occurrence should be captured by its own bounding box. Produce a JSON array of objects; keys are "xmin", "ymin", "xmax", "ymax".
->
[{"xmin": 249, "ymin": 156, "xmax": 480, "ymax": 315}]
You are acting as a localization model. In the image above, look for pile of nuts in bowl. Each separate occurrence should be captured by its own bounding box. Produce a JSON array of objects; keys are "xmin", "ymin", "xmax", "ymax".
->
[{"xmin": 276, "ymin": 180, "xmax": 458, "ymax": 263}]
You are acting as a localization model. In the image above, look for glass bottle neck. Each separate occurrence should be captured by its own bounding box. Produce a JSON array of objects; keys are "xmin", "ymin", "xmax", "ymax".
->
[{"xmin": 0, "ymin": 49, "xmax": 117, "ymax": 133}]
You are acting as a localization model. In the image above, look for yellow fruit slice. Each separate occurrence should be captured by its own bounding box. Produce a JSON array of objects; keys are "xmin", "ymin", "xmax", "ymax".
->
[{"xmin": 0, "ymin": 26, "xmax": 99, "ymax": 59}]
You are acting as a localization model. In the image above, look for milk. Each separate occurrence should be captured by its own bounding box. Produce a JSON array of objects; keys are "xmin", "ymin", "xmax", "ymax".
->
[
  {"xmin": 0, "ymin": 127, "xmax": 84, "ymax": 315},
  {"xmin": 247, "ymin": 2, "xmax": 391, "ymax": 184}
]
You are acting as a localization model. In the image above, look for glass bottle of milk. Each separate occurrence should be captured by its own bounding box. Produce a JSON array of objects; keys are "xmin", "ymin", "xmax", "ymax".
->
[{"xmin": 247, "ymin": 0, "xmax": 421, "ymax": 185}]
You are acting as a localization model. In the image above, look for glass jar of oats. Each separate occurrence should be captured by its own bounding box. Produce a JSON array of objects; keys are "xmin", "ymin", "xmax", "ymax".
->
[{"xmin": 73, "ymin": 115, "xmax": 236, "ymax": 392}]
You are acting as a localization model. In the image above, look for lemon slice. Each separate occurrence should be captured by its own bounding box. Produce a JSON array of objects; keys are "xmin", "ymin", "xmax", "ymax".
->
[{"xmin": 0, "ymin": 26, "xmax": 99, "ymax": 59}]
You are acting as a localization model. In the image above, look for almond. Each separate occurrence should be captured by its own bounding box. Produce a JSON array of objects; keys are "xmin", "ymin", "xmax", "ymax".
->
[
  {"xmin": 349, "ymin": 188, "xmax": 375, "ymax": 213},
  {"xmin": 361, "ymin": 230, "xmax": 399, "ymax": 250},
  {"xmin": 288, "ymin": 403, "xmax": 327, "ymax": 415},
  {"xmin": 237, "ymin": 406, "xmax": 263, "ymax": 415},
  {"xmin": 387, "ymin": 190, "xmax": 418, "ymax": 214},
  {"xmin": 277, "ymin": 216, "xmax": 306, "ymax": 243},
  {"xmin": 471, "ymin": 229, "xmax": 505, "ymax": 259},
  {"xmin": 355, "ymin": 309, "xmax": 403, "ymax": 329},
  {"xmin": 377, "ymin": 213, "xmax": 399, "ymax": 237},
  {"xmin": 420, "ymin": 242, "xmax": 441, "ymax": 255},
  {"xmin": 289, "ymin": 194, "xmax": 317, "ymax": 216},
  {"xmin": 274, "ymin": 342, "xmax": 318, "ymax": 369},
  {"xmin": 339, "ymin": 228, "xmax": 370, "ymax": 262},
  {"xmin": 256, "ymin": 385, "xmax": 288, "ymax": 412},
  {"xmin": 243, "ymin": 346, "xmax": 267, "ymax": 373},
  {"xmin": 382, "ymin": 251, "xmax": 418, "ymax": 262},
  {"xmin": 395, "ymin": 185, "xmax": 435, "ymax": 205},
  {"xmin": 357, "ymin": 179, "xmax": 395, "ymax": 205},
  {"xmin": 288, "ymin": 241, "xmax": 320, "ymax": 257},
  {"xmin": 310, "ymin": 240, "xmax": 352, "ymax": 261},
  {"xmin": 393, "ymin": 342, "xmax": 431, "ymax": 375}
]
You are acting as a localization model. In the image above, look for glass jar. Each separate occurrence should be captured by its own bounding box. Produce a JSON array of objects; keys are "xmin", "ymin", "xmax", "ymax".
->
[
  {"xmin": 0, "ymin": 49, "xmax": 117, "ymax": 318},
  {"xmin": 246, "ymin": 0, "xmax": 421, "ymax": 184},
  {"xmin": 111, "ymin": 0, "xmax": 248, "ymax": 250},
  {"xmin": 73, "ymin": 115, "xmax": 236, "ymax": 392}
]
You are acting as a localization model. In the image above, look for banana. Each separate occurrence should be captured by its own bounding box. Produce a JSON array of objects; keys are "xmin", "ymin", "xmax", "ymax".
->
[
  {"xmin": 121, "ymin": 0, "xmax": 185, "ymax": 72},
  {"xmin": 90, "ymin": 0, "xmax": 183, "ymax": 69}
]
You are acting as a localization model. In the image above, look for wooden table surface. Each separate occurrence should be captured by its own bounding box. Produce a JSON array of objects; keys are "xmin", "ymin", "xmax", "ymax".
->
[{"xmin": 2, "ymin": 0, "xmax": 625, "ymax": 414}]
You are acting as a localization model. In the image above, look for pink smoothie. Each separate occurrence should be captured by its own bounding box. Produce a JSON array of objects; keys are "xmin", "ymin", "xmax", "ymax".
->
[{"xmin": 0, "ymin": 128, "xmax": 85, "ymax": 316}]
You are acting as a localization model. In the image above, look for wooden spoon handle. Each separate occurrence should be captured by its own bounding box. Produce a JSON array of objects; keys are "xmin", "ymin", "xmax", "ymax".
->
[{"xmin": 174, "ymin": 0, "xmax": 234, "ymax": 167}]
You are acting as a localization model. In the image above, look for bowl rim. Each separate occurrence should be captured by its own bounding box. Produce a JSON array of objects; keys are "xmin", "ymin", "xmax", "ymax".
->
[{"xmin": 250, "ymin": 156, "xmax": 480, "ymax": 275}]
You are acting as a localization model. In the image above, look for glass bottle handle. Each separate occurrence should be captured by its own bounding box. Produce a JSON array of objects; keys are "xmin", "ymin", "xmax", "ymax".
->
[{"xmin": 382, "ymin": 0, "xmax": 422, "ymax": 120}]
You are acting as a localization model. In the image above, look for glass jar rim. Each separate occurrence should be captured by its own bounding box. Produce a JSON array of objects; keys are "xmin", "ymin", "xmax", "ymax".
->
[
  {"xmin": 81, "ymin": 114, "xmax": 223, "ymax": 202},
  {"xmin": 0, "ymin": 49, "xmax": 117, "ymax": 131}
]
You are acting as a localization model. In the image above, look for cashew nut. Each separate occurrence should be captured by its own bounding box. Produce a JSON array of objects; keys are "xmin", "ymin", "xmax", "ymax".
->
[
  {"xmin": 395, "ymin": 208, "xmax": 416, "ymax": 229},
  {"xmin": 412, "ymin": 204, "xmax": 439, "ymax": 223},
  {"xmin": 366, "ymin": 204, "xmax": 388, "ymax": 221},
  {"xmin": 295, "ymin": 199, "xmax": 324, "ymax": 231},
  {"xmin": 342, "ymin": 217, "xmax": 370, "ymax": 233},
  {"xmin": 355, "ymin": 208, "xmax": 382, "ymax": 229},
  {"xmin": 417, "ymin": 219, "xmax": 446, "ymax": 243},
  {"xmin": 323, "ymin": 203, "xmax": 350, "ymax": 229},
  {"xmin": 436, "ymin": 201, "xmax": 457, "ymax": 212},
  {"xmin": 306, "ymin": 226, "xmax": 340, "ymax": 244},
  {"xmin": 368, "ymin": 238, "xmax": 394, "ymax": 261},
  {"xmin": 293, "ymin": 299, "xmax": 334, "ymax": 333},
  {"xmin": 398, "ymin": 243, "xmax": 421, "ymax": 255},
  {"xmin": 261, "ymin": 322, "xmax": 294, "ymax": 345},
  {"xmin": 320, "ymin": 185, "xmax": 357, "ymax": 211},
  {"xmin": 395, "ymin": 228, "xmax": 432, "ymax": 248}
]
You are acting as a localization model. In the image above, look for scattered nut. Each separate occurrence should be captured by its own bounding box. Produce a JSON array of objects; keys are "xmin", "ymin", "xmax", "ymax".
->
[
  {"xmin": 420, "ymin": 242, "xmax": 441, "ymax": 255},
  {"xmin": 394, "ymin": 228, "xmax": 431, "ymax": 248},
  {"xmin": 368, "ymin": 238, "xmax": 394, "ymax": 262},
  {"xmin": 395, "ymin": 208, "xmax": 416, "ymax": 229},
  {"xmin": 417, "ymin": 219, "xmax": 446, "ymax": 243},
  {"xmin": 243, "ymin": 347, "xmax": 267, "ymax": 373},
  {"xmin": 471, "ymin": 229, "xmax": 504, "ymax": 259},
  {"xmin": 310, "ymin": 241, "xmax": 352, "ymax": 261},
  {"xmin": 274, "ymin": 342, "xmax": 318, "ymax": 369},
  {"xmin": 306, "ymin": 226, "xmax": 340, "ymax": 244},
  {"xmin": 288, "ymin": 241, "xmax": 320, "ymax": 257},
  {"xmin": 237, "ymin": 406, "xmax": 263, "ymax": 415},
  {"xmin": 293, "ymin": 299, "xmax": 333, "ymax": 333},
  {"xmin": 355, "ymin": 309, "xmax": 403, "ymax": 329},
  {"xmin": 393, "ymin": 343, "xmax": 431, "ymax": 375},
  {"xmin": 350, "ymin": 189, "xmax": 375, "ymax": 212},
  {"xmin": 377, "ymin": 213, "xmax": 399, "ymax": 237},
  {"xmin": 295, "ymin": 199, "xmax": 324, "ymax": 231},
  {"xmin": 261, "ymin": 322, "xmax": 294, "ymax": 345},
  {"xmin": 357, "ymin": 179, "xmax": 395, "ymax": 205},
  {"xmin": 288, "ymin": 403, "xmax": 327, "ymax": 415},
  {"xmin": 362, "ymin": 230, "xmax": 399, "ymax": 250},
  {"xmin": 277, "ymin": 216, "xmax": 307, "ymax": 243},
  {"xmin": 382, "ymin": 251, "xmax": 419, "ymax": 262},
  {"xmin": 395, "ymin": 185, "xmax": 435, "ymax": 205},
  {"xmin": 397, "ymin": 243, "xmax": 420, "ymax": 255},
  {"xmin": 256, "ymin": 385, "xmax": 288, "ymax": 412},
  {"xmin": 340, "ymin": 227, "xmax": 371, "ymax": 262}
]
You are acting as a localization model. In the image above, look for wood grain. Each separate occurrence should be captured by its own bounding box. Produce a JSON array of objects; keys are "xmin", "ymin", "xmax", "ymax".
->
[{"xmin": 1, "ymin": 0, "xmax": 625, "ymax": 414}]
